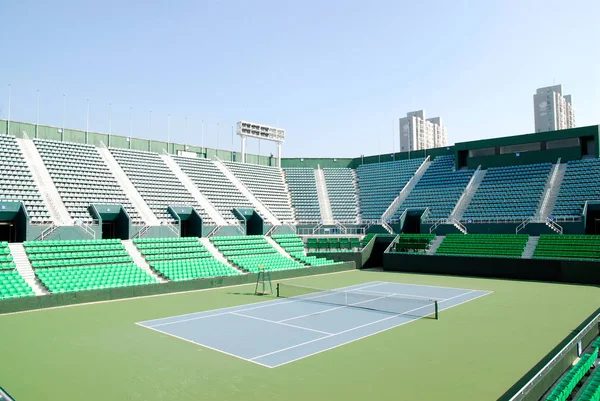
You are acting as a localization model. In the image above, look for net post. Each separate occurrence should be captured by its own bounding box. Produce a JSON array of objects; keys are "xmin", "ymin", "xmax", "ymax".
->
[
  {"xmin": 276, "ymin": 283, "xmax": 280, "ymax": 298},
  {"xmin": 434, "ymin": 300, "xmax": 438, "ymax": 320}
]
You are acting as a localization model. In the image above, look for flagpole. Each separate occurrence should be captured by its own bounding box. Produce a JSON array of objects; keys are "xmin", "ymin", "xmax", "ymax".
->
[
  {"xmin": 36, "ymin": 89, "xmax": 40, "ymax": 138},
  {"xmin": 7, "ymin": 84, "xmax": 10, "ymax": 135}
]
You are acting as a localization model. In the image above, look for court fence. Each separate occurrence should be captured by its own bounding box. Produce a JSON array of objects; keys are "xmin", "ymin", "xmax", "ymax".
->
[{"xmin": 0, "ymin": 262, "xmax": 356, "ymax": 315}]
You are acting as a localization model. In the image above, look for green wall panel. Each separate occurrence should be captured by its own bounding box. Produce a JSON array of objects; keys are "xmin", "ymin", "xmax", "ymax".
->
[
  {"xmin": 108, "ymin": 134, "xmax": 130, "ymax": 149},
  {"xmin": 62, "ymin": 128, "xmax": 85, "ymax": 144},
  {"xmin": 149, "ymin": 140, "xmax": 168, "ymax": 154},
  {"xmin": 130, "ymin": 137, "xmax": 148, "ymax": 151},
  {"xmin": 88, "ymin": 132, "xmax": 110, "ymax": 147}
]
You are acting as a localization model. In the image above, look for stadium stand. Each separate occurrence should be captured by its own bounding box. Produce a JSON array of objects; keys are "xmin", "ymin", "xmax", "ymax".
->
[
  {"xmin": 0, "ymin": 242, "xmax": 34, "ymax": 299},
  {"xmin": 533, "ymin": 235, "xmax": 600, "ymax": 261},
  {"xmin": 171, "ymin": 155, "xmax": 254, "ymax": 222},
  {"xmin": 133, "ymin": 237, "xmax": 240, "ymax": 281},
  {"xmin": 393, "ymin": 155, "xmax": 473, "ymax": 221},
  {"xmin": 544, "ymin": 348, "xmax": 598, "ymax": 401},
  {"xmin": 578, "ymin": 367, "xmax": 600, "ymax": 401},
  {"xmin": 223, "ymin": 162, "xmax": 294, "ymax": 222},
  {"xmin": 210, "ymin": 235, "xmax": 305, "ymax": 272},
  {"xmin": 392, "ymin": 234, "xmax": 436, "ymax": 253},
  {"xmin": 356, "ymin": 158, "xmax": 425, "ymax": 221},
  {"xmin": 306, "ymin": 237, "xmax": 360, "ymax": 252},
  {"xmin": 0, "ymin": 135, "xmax": 51, "ymax": 224},
  {"xmin": 323, "ymin": 168, "xmax": 360, "ymax": 223},
  {"xmin": 34, "ymin": 139, "xmax": 143, "ymax": 224},
  {"xmin": 552, "ymin": 158, "xmax": 600, "ymax": 218},
  {"xmin": 25, "ymin": 239, "xmax": 157, "ymax": 293},
  {"xmin": 435, "ymin": 234, "xmax": 529, "ymax": 258},
  {"xmin": 462, "ymin": 163, "xmax": 552, "ymax": 222},
  {"xmin": 271, "ymin": 234, "xmax": 339, "ymax": 267},
  {"xmin": 362, "ymin": 233, "xmax": 376, "ymax": 247},
  {"xmin": 109, "ymin": 148, "xmax": 211, "ymax": 224},
  {"xmin": 283, "ymin": 168, "xmax": 321, "ymax": 222}
]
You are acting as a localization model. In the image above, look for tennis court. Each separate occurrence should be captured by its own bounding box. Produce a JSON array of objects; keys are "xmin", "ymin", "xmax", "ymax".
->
[{"xmin": 137, "ymin": 281, "xmax": 491, "ymax": 368}]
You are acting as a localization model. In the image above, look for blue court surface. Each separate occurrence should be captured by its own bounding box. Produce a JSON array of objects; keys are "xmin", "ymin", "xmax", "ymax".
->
[{"xmin": 137, "ymin": 281, "xmax": 491, "ymax": 368}]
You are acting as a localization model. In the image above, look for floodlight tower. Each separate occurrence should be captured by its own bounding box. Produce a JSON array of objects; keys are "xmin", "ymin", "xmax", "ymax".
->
[{"xmin": 237, "ymin": 121, "xmax": 285, "ymax": 167}]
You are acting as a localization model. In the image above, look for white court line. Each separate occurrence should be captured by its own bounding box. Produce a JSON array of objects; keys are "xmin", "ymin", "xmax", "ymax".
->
[
  {"xmin": 266, "ymin": 290, "xmax": 493, "ymax": 368},
  {"xmin": 277, "ymin": 291, "xmax": 429, "ymax": 324},
  {"xmin": 138, "ymin": 281, "xmax": 383, "ymax": 326},
  {"xmin": 375, "ymin": 281, "xmax": 484, "ymax": 293},
  {"xmin": 133, "ymin": 322, "xmax": 273, "ymax": 369},
  {"xmin": 343, "ymin": 288, "xmax": 448, "ymax": 300},
  {"xmin": 230, "ymin": 312, "xmax": 333, "ymax": 335},
  {"xmin": 250, "ymin": 289, "xmax": 478, "ymax": 362},
  {"xmin": 143, "ymin": 282, "xmax": 386, "ymax": 328},
  {"xmin": 1, "ymin": 268, "xmax": 358, "ymax": 317}
]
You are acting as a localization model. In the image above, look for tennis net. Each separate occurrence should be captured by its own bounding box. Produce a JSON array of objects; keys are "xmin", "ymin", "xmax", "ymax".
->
[{"xmin": 277, "ymin": 283, "xmax": 438, "ymax": 319}]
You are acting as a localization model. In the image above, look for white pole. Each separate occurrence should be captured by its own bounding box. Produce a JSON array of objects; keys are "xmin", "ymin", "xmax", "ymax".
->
[
  {"xmin": 36, "ymin": 89, "xmax": 40, "ymax": 137},
  {"xmin": 7, "ymin": 84, "xmax": 10, "ymax": 135},
  {"xmin": 201, "ymin": 120, "xmax": 204, "ymax": 150},
  {"xmin": 62, "ymin": 94, "xmax": 66, "ymax": 131},
  {"xmin": 184, "ymin": 116, "xmax": 188, "ymax": 147},
  {"xmin": 129, "ymin": 107, "xmax": 132, "ymax": 137},
  {"xmin": 167, "ymin": 114, "xmax": 171, "ymax": 143},
  {"xmin": 216, "ymin": 123, "xmax": 220, "ymax": 157},
  {"xmin": 277, "ymin": 142, "xmax": 282, "ymax": 167},
  {"xmin": 85, "ymin": 98, "xmax": 89, "ymax": 134},
  {"xmin": 149, "ymin": 110, "xmax": 152, "ymax": 138},
  {"xmin": 109, "ymin": 103, "xmax": 112, "ymax": 135},
  {"xmin": 241, "ymin": 136, "xmax": 246, "ymax": 163}
]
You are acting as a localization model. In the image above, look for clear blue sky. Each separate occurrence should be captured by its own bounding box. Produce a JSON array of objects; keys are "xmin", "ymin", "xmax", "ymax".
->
[{"xmin": 0, "ymin": 0, "xmax": 598, "ymax": 158}]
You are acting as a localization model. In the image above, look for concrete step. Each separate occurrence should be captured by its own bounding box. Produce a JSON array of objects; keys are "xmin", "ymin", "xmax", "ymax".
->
[
  {"xmin": 384, "ymin": 158, "xmax": 431, "ymax": 222},
  {"xmin": 521, "ymin": 236, "xmax": 539, "ymax": 259},
  {"xmin": 160, "ymin": 154, "xmax": 226, "ymax": 226},
  {"xmin": 8, "ymin": 243, "xmax": 48, "ymax": 295},
  {"xmin": 212, "ymin": 160, "xmax": 281, "ymax": 225},
  {"xmin": 264, "ymin": 236, "xmax": 293, "ymax": 260},
  {"xmin": 452, "ymin": 168, "xmax": 486, "ymax": 221},
  {"xmin": 122, "ymin": 240, "xmax": 167, "ymax": 283},
  {"xmin": 426, "ymin": 236, "xmax": 445, "ymax": 255},
  {"xmin": 199, "ymin": 238, "xmax": 245, "ymax": 274},
  {"xmin": 17, "ymin": 138, "xmax": 71, "ymax": 225},
  {"xmin": 97, "ymin": 147, "xmax": 160, "ymax": 226},
  {"xmin": 314, "ymin": 167, "xmax": 334, "ymax": 224}
]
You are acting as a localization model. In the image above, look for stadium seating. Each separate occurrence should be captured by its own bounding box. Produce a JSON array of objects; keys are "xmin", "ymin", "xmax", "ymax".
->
[
  {"xmin": 393, "ymin": 155, "xmax": 473, "ymax": 221},
  {"xmin": 545, "ymin": 348, "xmax": 597, "ymax": 401},
  {"xmin": 362, "ymin": 234, "xmax": 376, "ymax": 247},
  {"xmin": 172, "ymin": 155, "xmax": 254, "ymax": 221},
  {"xmin": 0, "ymin": 241, "xmax": 34, "ymax": 299},
  {"xmin": 306, "ymin": 237, "xmax": 360, "ymax": 252},
  {"xmin": 552, "ymin": 158, "xmax": 600, "ymax": 218},
  {"xmin": 0, "ymin": 135, "xmax": 51, "ymax": 224},
  {"xmin": 357, "ymin": 158, "xmax": 425, "ymax": 221},
  {"xmin": 462, "ymin": 163, "xmax": 552, "ymax": 222},
  {"xmin": 323, "ymin": 168, "xmax": 360, "ymax": 223},
  {"xmin": 578, "ymin": 366, "xmax": 600, "ymax": 401},
  {"xmin": 435, "ymin": 234, "xmax": 529, "ymax": 258},
  {"xmin": 283, "ymin": 168, "xmax": 321, "ymax": 222},
  {"xmin": 223, "ymin": 162, "xmax": 294, "ymax": 222},
  {"xmin": 34, "ymin": 139, "xmax": 142, "ymax": 224},
  {"xmin": 133, "ymin": 237, "xmax": 240, "ymax": 281},
  {"xmin": 109, "ymin": 148, "xmax": 211, "ymax": 224},
  {"xmin": 271, "ymin": 234, "xmax": 339, "ymax": 267},
  {"xmin": 25, "ymin": 239, "xmax": 157, "ymax": 293},
  {"xmin": 393, "ymin": 234, "xmax": 436, "ymax": 253},
  {"xmin": 0, "ymin": 270, "xmax": 35, "ymax": 300},
  {"xmin": 210, "ymin": 235, "xmax": 305, "ymax": 272},
  {"xmin": 533, "ymin": 235, "xmax": 600, "ymax": 261}
]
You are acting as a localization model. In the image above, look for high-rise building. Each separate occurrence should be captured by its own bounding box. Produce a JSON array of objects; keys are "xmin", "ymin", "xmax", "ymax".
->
[
  {"xmin": 533, "ymin": 85, "xmax": 575, "ymax": 133},
  {"xmin": 399, "ymin": 110, "xmax": 448, "ymax": 152}
]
